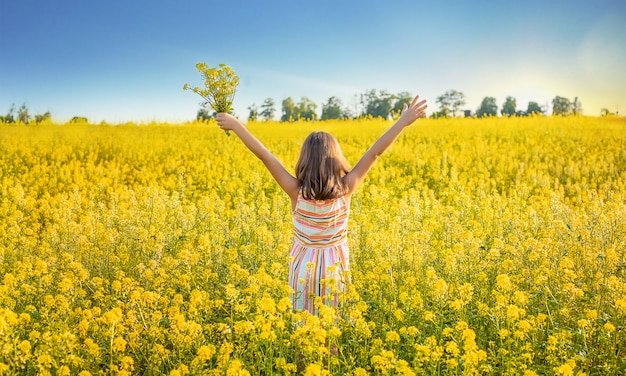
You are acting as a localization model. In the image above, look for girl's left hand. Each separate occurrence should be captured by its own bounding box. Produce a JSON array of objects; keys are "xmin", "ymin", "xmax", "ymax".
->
[{"xmin": 216, "ymin": 112, "xmax": 241, "ymax": 131}]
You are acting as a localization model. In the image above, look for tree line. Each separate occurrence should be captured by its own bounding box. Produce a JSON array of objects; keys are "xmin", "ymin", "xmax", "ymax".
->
[
  {"xmin": 1, "ymin": 91, "xmax": 617, "ymax": 125},
  {"xmin": 197, "ymin": 90, "xmax": 418, "ymax": 122},
  {"xmin": 0, "ymin": 103, "xmax": 51, "ymax": 124},
  {"xmin": 0, "ymin": 103, "xmax": 88, "ymax": 124},
  {"xmin": 199, "ymin": 89, "xmax": 610, "ymax": 122}
]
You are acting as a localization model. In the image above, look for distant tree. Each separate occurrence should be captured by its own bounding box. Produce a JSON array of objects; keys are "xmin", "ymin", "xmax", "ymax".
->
[
  {"xmin": 430, "ymin": 110, "xmax": 448, "ymax": 119},
  {"xmin": 297, "ymin": 97, "xmax": 317, "ymax": 121},
  {"xmin": 69, "ymin": 116, "xmax": 89, "ymax": 123},
  {"xmin": 572, "ymin": 97, "xmax": 582, "ymax": 115},
  {"xmin": 501, "ymin": 96, "xmax": 516, "ymax": 117},
  {"xmin": 321, "ymin": 96, "xmax": 345, "ymax": 120},
  {"xmin": 247, "ymin": 104, "xmax": 258, "ymax": 121},
  {"xmin": 476, "ymin": 97, "xmax": 498, "ymax": 118},
  {"xmin": 197, "ymin": 107, "xmax": 214, "ymax": 121},
  {"xmin": 600, "ymin": 108, "xmax": 614, "ymax": 116},
  {"xmin": 552, "ymin": 96, "xmax": 572, "ymax": 116},
  {"xmin": 35, "ymin": 111, "xmax": 51, "ymax": 123},
  {"xmin": 391, "ymin": 91, "xmax": 413, "ymax": 119},
  {"xmin": 341, "ymin": 106, "xmax": 354, "ymax": 119},
  {"xmin": 526, "ymin": 101, "xmax": 543, "ymax": 116},
  {"xmin": 17, "ymin": 103, "xmax": 30, "ymax": 123},
  {"xmin": 0, "ymin": 104, "xmax": 16, "ymax": 123},
  {"xmin": 259, "ymin": 98, "xmax": 276, "ymax": 121},
  {"xmin": 281, "ymin": 97, "xmax": 297, "ymax": 121},
  {"xmin": 361, "ymin": 89, "xmax": 395, "ymax": 119},
  {"xmin": 436, "ymin": 90, "xmax": 465, "ymax": 117}
]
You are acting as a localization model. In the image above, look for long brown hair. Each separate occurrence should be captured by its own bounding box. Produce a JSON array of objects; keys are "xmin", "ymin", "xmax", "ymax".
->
[{"xmin": 295, "ymin": 131, "xmax": 351, "ymax": 200}]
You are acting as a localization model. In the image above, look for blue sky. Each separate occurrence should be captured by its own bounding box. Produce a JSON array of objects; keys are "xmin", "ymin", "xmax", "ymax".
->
[{"xmin": 1, "ymin": 0, "xmax": 625, "ymax": 122}]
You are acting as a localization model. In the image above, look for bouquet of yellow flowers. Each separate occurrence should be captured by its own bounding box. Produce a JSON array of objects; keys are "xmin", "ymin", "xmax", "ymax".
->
[{"xmin": 184, "ymin": 63, "xmax": 239, "ymax": 135}]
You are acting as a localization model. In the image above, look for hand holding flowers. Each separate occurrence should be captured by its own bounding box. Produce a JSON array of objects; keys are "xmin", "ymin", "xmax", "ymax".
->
[{"xmin": 184, "ymin": 63, "xmax": 239, "ymax": 135}]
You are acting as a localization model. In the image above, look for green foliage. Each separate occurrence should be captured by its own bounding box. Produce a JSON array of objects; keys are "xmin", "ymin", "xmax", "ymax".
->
[
  {"xmin": 361, "ymin": 89, "xmax": 395, "ymax": 119},
  {"xmin": 501, "ymin": 96, "xmax": 516, "ymax": 117},
  {"xmin": 1, "ymin": 103, "xmax": 51, "ymax": 124},
  {"xmin": 573, "ymin": 97, "xmax": 582, "ymax": 115},
  {"xmin": 552, "ymin": 96, "xmax": 573, "ymax": 116},
  {"xmin": 526, "ymin": 101, "xmax": 544, "ymax": 116},
  {"xmin": 321, "ymin": 96, "xmax": 345, "ymax": 120},
  {"xmin": 35, "ymin": 112, "xmax": 51, "ymax": 123},
  {"xmin": 281, "ymin": 97, "xmax": 297, "ymax": 122},
  {"xmin": 17, "ymin": 103, "xmax": 30, "ymax": 123},
  {"xmin": 436, "ymin": 90, "xmax": 466, "ymax": 117},
  {"xmin": 281, "ymin": 97, "xmax": 317, "ymax": 121},
  {"xmin": 197, "ymin": 108, "xmax": 214, "ymax": 121},
  {"xmin": 601, "ymin": 108, "xmax": 617, "ymax": 116},
  {"xmin": 390, "ymin": 91, "xmax": 413, "ymax": 119},
  {"xmin": 259, "ymin": 98, "xmax": 276, "ymax": 121},
  {"xmin": 0, "ymin": 104, "xmax": 16, "ymax": 123},
  {"xmin": 247, "ymin": 104, "xmax": 258, "ymax": 121},
  {"xmin": 297, "ymin": 97, "xmax": 317, "ymax": 121},
  {"xmin": 69, "ymin": 116, "xmax": 89, "ymax": 123},
  {"xmin": 476, "ymin": 97, "xmax": 498, "ymax": 118},
  {"xmin": 248, "ymin": 99, "xmax": 276, "ymax": 121}
]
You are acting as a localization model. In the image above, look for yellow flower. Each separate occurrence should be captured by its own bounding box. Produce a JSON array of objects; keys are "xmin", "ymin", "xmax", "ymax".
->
[
  {"xmin": 445, "ymin": 341, "xmax": 460, "ymax": 357},
  {"xmin": 111, "ymin": 280, "xmax": 122, "ymax": 291},
  {"xmin": 406, "ymin": 326, "xmax": 419, "ymax": 337},
  {"xmin": 614, "ymin": 297, "xmax": 626, "ymax": 313},
  {"xmin": 112, "ymin": 337, "xmax": 127, "ymax": 352},
  {"xmin": 433, "ymin": 279, "xmax": 448, "ymax": 298},
  {"xmin": 18, "ymin": 340, "xmax": 31, "ymax": 355},
  {"xmin": 386, "ymin": 330, "xmax": 400, "ymax": 343},
  {"xmin": 536, "ymin": 313, "xmax": 547, "ymax": 325},
  {"xmin": 499, "ymin": 329, "xmax": 510, "ymax": 339},
  {"xmin": 371, "ymin": 350, "xmax": 396, "ymax": 373},
  {"xmin": 506, "ymin": 304, "xmax": 525, "ymax": 321},
  {"xmin": 121, "ymin": 356, "xmax": 134, "ymax": 371},
  {"xmin": 553, "ymin": 360, "xmax": 576, "ymax": 376},
  {"xmin": 57, "ymin": 365, "xmax": 71, "ymax": 376},
  {"xmin": 394, "ymin": 359, "xmax": 416, "ymax": 376},
  {"xmin": 197, "ymin": 344, "xmax": 216, "ymax": 361},
  {"xmin": 328, "ymin": 327, "xmax": 342, "ymax": 338},
  {"xmin": 455, "ymin": 321, "xmax": 469, "ymax": 331},
  {"xmin": 226, "ymin": 359, "xmax": 250, "ymax": 376},
  {"xmin": 257, "ymin": 294, "xmax": 276, "ymax": 315},
  {"xmin": 449, "ymin": 299, "xmax": 464, "ymax": 310},
  {"xmin": 496, "ymin": 274, "xmax": 513, "ymax": 291},
  {"xmin": 424, "ymin": 311, "xmax": 436, "ymax": 322},
  {"xmin": 303, "ymin": 363, "xmax": 329, "ymax": 376},
  {"xmin": 458, "ymin": 282, "xmax": 474, "ymax": 301},
  {"xmin": 277, "ymin": 297, "xmax": 292, "ymax": 312}
]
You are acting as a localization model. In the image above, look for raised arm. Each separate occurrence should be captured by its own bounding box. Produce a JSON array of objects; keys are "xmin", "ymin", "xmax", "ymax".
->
[
  {"xmin": 216, "ymin": 113, "xmax": 300, "ymax": 201},
  {"xmin": 344, "ymin": 95, "xmax": 427, "ymax": 195}
]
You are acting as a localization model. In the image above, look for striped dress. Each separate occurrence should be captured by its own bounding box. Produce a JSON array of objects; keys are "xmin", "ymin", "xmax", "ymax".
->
[{"xmin": 288, "ymin": 191, "xmax": 350, "ymax": 315}]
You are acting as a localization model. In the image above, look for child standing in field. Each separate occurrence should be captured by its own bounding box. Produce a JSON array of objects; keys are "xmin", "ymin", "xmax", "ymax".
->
[{"xmin": 216, "ymin": 95, "xmax": 427, "ymax": 315}]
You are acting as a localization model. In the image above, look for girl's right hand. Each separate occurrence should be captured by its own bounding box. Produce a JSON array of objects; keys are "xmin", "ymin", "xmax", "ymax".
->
[
  {"xmin": 398, "ymin": 95, "xmax": 428, "ymax": 127},
  {"xmin": 216, "ymin": 112, "xmax": 241, "ymax": 131}
]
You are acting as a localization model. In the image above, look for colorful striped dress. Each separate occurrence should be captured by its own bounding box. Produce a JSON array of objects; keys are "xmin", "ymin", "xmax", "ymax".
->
[{"xmin": 288, "ymin": 191, "xmax": 350, "ymax": 315}]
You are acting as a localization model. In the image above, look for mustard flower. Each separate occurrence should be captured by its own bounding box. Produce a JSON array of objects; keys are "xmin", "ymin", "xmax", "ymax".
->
[
  {"xmin": 112, "ymin": 337, "xmax": 127, "ymax": 352},
  {"xmin": 385, "ymin": 330, "xmax": 401, "ymax": 343}
]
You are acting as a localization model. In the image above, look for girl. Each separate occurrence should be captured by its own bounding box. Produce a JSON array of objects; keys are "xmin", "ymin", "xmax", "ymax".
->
[{"xmin": 216, "ymin": 95, "xmax": 427, "ymax": 315}]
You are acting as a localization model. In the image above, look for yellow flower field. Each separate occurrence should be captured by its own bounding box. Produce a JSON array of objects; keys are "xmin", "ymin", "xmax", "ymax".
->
[{"xmin": 0, "ymin": 116, "xmax": 625, "ymax": 375}]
